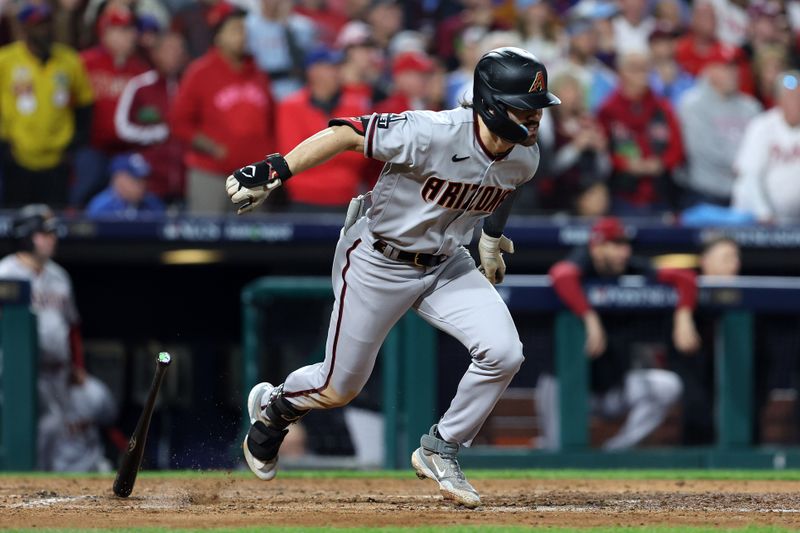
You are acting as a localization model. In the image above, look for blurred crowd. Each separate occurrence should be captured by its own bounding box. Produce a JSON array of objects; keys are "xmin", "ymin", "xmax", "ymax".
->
[{"xmin": 0, "ymin": 0, "xmax": 800, "ymax": 220}]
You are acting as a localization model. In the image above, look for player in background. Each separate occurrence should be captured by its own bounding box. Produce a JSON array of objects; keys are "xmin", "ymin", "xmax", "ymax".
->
[
  {"xmin": 0, "ymin": 205, "xmax": 116, "ymax": 471},
  {"xmin": 226, "ymin": 47, "xmax": 560, "ymax": 507},
  {"xmin": 538, "ymin": 217, "xmax": 697, "ymax": 450}
]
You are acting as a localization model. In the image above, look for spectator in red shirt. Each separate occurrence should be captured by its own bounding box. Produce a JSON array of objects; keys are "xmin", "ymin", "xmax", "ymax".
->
[
  {"xmin": 115, "ymin": 32, "xmax": 188, "ymax": 205},
  {"xmin": 537, "ymin": 217, "xmax": 698, "ymax": 450},
  {"xmin": 374, "ymin": 51, "xmax": 436, "ymax": 113},
  {"xmin": 596, "ymin": 51, "xmax": 684, "ymax": 215},
  {"xmin": 675, "ymin": 2, "xmax": 754, "ymax": 94},
  {"xmin": 72, "ymin": 6, "xmax": 149, "ymax": 208},
  {"xmin": 170, "ymin": 3, "xmax": 276, "ymax": 214},
  {"xmin": 277, "ymin": 47, "xmax": 372, "ymax": 209}
]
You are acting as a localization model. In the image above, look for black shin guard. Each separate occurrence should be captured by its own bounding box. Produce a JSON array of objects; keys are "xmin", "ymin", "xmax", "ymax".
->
[
  {"xmin": 247, "ymin": 421, "xmax": 288, "ymax": 462},
  {"xmin": 264, "ymin": 394, "xmax": 309, "ymax": 430}
]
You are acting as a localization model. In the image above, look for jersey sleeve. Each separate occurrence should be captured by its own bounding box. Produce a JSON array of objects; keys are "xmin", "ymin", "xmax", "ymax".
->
[{"xmin": 361, "ymin": 112, "xmax": 432, "ymax": 166}]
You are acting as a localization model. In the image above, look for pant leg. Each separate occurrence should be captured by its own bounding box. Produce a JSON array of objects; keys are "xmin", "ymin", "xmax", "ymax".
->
[
  {"xmin": 283, "ymin": 223, "xmax": 427, "ymax": 410},
  {"xmin": 534, "ymin": 373, "xmax": 560, "ymax": 450},
  {"xmin": 602, "ymin": 368, "xmax": 683, "ymax": 450},
  {"xmin": 415, "ymin": 248, "xmax": 525, "ymax": 446},
  {"xmin": 186, "ymin": 168, "xmax": 230, "ymax": 214}
]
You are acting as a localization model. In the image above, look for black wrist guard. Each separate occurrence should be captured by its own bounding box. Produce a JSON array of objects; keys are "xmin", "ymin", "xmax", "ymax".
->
[{"xmin": 233, "ymin": 153, "xmax": 293, "ymax": 189}]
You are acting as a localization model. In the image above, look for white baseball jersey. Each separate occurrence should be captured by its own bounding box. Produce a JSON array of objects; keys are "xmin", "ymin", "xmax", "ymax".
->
[
  {"xmin": 281, "ymin": 106, "xmax": 538, "ymax": 447},
  {"xmin": 358, "ymin": 107, "xmax": 539, "ymax": 255},
  {"xmin": 0, "ymin": 254, "xmax": 78, "ymax": 363},
  {"xmin": 733, "ymin": 108, "xmax": 800, "ymax": 221}
]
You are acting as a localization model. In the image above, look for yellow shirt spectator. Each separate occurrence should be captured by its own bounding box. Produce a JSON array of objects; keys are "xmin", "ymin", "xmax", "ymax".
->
[{"xmin": 0, "ymin": 41, "xmax": 94, "ymax": 170}]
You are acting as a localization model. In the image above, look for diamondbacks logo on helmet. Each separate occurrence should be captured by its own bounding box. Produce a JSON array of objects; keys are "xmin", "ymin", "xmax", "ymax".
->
[{"xmin": 529, "ymin": 71, "xmax": 545, "ymax": 93}]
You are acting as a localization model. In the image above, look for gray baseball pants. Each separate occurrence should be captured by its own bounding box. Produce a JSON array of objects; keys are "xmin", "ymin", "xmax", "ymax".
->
[{"xmin": 281, "ymin": 218, "xmax": 524, "ymax": 446}]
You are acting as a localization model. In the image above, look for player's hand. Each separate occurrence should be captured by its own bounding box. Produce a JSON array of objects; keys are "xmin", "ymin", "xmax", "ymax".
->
[
  {"xmin": 70, "ymin": 366, "xmax": 87, "ymax": 386},
  {"xmin": 583, "ymin": 311, "xmax": 607, "ymax": 358},
  {"xmin": 478, "ymin": 230, "xmax": 514, "ymax": 284},
  {"xmin": 226, "ymin": 159, "xmax": 284, "ymax": 215},
  {"xmin": 673, "ymin": 307, "xmax": 701, "ymax": 354}
]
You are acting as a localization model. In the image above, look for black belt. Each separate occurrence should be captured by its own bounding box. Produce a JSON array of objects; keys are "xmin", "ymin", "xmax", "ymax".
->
[{"xmin": 373, "ymin": 240, "xmax": 447, "ymax": 268}]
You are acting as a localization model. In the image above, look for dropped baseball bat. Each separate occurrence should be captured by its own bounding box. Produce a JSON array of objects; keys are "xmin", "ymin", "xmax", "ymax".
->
[{"xmin": 113, "ymin": 352, "xmax": 172, "ymax": 498}]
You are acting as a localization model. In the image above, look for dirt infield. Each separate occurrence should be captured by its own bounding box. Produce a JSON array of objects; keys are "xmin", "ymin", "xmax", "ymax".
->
[{"xmin": 3, "ymin": 475, "xmax": 800, "ymax": 529}]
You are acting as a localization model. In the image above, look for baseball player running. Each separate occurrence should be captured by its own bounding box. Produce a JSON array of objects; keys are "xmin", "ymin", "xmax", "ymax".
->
[{"xmin": 227, "ymin": 47, "xmax": 560, "ymax": 507}]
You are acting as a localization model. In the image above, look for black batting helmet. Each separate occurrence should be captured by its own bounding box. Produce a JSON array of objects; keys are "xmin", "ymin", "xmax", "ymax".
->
[
  {"xmin": 11, "ymin": 204, "xmax": 58, "ymax": 252},
  {"xmin": 473, "ymin": 47, "xmax": 561, "ymax": 143}
]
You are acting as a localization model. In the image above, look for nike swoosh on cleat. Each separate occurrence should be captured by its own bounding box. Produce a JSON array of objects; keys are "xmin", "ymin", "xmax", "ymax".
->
[{"xmin": 432, "ymin": 456, "xmax": 447, "ymax": 478}]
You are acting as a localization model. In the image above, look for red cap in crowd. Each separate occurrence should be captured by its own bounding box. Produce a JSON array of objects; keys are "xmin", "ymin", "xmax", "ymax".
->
[
  {"xmin": 590, "ymin": 217, "xmax": 630, "ymax": 245},
  {"xmin": 98, "ymin": 6, "xmax": 135, "ymax": 34},
  {"xmin": 392, "ymin": 52, "xmax": 434, "ymax": 76},
  {"xmin": 207, "ymin": 1, "xmax": 245, "ymax": 33}
]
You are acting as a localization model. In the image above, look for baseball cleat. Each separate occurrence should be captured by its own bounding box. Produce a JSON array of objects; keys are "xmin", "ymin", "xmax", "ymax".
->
[
  {"xmin": 411, "ymin": 425, "xmax": 481, "ymax": 508},
  {"xmin": 243, "ymin": 382, "xmax": 288, "ymax": 481}
]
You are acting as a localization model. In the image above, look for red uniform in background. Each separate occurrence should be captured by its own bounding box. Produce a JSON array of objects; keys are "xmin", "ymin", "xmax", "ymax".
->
[
  {"xmin": 278, "ymin": 86, "xmax": 371, "ymax": 206},
  {"xmin": 170, "ymin": 49, "xmax": 275, "ymax": 176}
]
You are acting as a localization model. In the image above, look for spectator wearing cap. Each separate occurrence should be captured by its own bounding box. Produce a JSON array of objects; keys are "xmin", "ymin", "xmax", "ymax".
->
[
  {"xmin": 733, "ymin": 71, "xmax": 800, "ymax": 222},
  {"xmin": 375, "ymin": 51, "xmax": 436, "ymax": 113},
  {"xmin": 337, "ymin": 21, "xmax": 386, "ymax": 103},
  {"xmin": 597, "ymin": 51, "xmax": 685, "ymax": 214},
  {"xmin": 678, "ymin": 47, "xmax": 761, "ymax": 207},
  {"xmin": 276, "ymin": 47, "xmax": 371, "ymax": 209},
  {"xmin": 648, "ymin": 23, "xmax": 695, "ymax": 108},
  {"xmin": 0, "ymin": 3, "xmax": 93, "ymax": 207},
  {"xmin": 171, "ymin": 0, "xmax": 221, "ymax": 59},
  {"xmin": 552, "ymin": 17, "xmax": 617, "ymax": 112},
  {"xmin": 538, "ymin": 217, "xmax": 697, "ymax": 450},
  {"xmin": 115, "ymin": 32, "xmax": 188, "ymax": 205},
  {"xmin": 86, "ymin": 152, "xmax": 166, "ymax": 218},
  {"xmin": 516, "ymin": 0, "xmax": 565, "ymax": 68},
  {"xmin": 246, "ymin": 0, "xmax": 317, "ymax": 101},
  {"xmin": 73, "ymin": 6, "xmax": 149, "ymax": 208},
  {"xmin": 535, "ymin": 72, "xmax": 611, "ymax": 216},
  {"xmin": 675, "ymin": 2, "xmax": 755, "ymax": 94},
  {"xmin": 612, "ymin": 0, "xmax": 656, "ymax": 54},
  {"xmin": 170, "ymin": 4, "xmax": 275, "ymax": 213}
]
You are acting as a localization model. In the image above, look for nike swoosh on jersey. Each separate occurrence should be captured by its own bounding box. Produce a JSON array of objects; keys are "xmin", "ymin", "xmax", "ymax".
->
[{"xmin": 451, "ymin": 154, "xmax": 470, "ymax": 162}]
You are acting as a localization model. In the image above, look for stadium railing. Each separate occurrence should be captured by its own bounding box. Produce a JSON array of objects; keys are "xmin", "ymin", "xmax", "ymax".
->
[
  {"xmin": 241, "ymin": 275, "xmax": 800, "ymax": 469},
  {"xmin": 0, "ymin": 279, "xmax": 37, "ymax": 470}
]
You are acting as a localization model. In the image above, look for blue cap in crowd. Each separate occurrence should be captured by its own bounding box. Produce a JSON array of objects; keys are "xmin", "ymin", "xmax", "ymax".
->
[
  {"xmin": 110, "ymin": 153, "xmax": 151, "ymax": 179},
  {"xmin": 17, "ymin": 2, "xmax": 52, "ymax": 25},
  {"xmin": 515, "ymin": 0, "xmax": 541, "ymax": 10},
  {"xmin": 304, "ymin": 47, "xmax": 343, "ymax": 68}
]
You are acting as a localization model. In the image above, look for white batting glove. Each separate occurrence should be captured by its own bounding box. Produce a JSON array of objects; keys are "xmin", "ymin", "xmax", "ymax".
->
[
  {"xmin": 478, "ymin": 230, "xmax": 514, "ymax": 285},
  {"xmin": 225, "ymin": 174, "xmax": 276, "ymax": 215}
]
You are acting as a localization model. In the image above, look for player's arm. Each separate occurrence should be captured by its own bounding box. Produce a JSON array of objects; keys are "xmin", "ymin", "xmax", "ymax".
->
[
  {"xmin": 226, "ymin": 124, "xmax": 364, "ymax": 214},
  {"xmin": 478, "ymin": 190, "xmax": 518, "ymax": 285},
  {"xmin": 549, "ymin": 260, "xmax": 606, "ymax": 358},
  {"xmin": 657, "ymin": 267, "xmax": 701, "ymax": 354}
]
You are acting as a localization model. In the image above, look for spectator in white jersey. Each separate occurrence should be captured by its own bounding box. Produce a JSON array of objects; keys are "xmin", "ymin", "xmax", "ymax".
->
[
  {"xmin": 732, "ymin": 70, "xmax": 800, "ymax": 222},
  {"xmin": 0, "ymin": 205, "xmax": 115, "ymax": 471}
]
